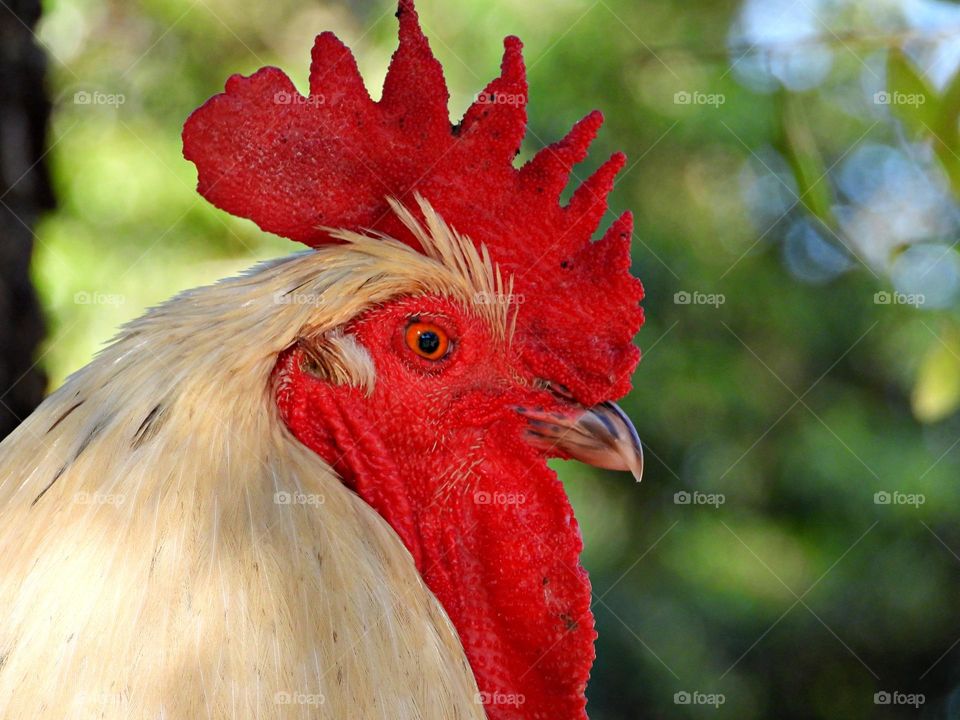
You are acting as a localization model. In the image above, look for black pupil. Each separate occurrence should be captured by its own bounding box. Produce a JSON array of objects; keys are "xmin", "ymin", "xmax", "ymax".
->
[{"xmin": 418, "ymin": 331, "xmax": 441, "ymax": 355}]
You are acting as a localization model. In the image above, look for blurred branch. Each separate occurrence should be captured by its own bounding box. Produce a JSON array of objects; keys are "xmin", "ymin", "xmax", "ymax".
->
[
  {"xmin": 0, "ymin": 0, "xmax": 52, "ymax": 438},
  {"xmin": 634, "ymin": 26, "xmax": 960, "ymax": 63}
]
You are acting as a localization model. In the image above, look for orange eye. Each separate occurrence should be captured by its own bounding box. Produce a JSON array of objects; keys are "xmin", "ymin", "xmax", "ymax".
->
[{"xmin": 405, "ymin": 321, "xmax": 450, "ymax": 361}]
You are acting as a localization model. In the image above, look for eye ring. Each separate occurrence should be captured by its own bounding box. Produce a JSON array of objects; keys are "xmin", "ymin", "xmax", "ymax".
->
[{"xmin": 405, "ymin": 321, "xmax": 451, "ymax": 361}]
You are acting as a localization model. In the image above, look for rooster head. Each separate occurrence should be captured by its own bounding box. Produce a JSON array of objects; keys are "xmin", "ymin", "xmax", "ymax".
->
[{"xmin": 183, "ymin": 2, "xmax": 644, "ymax": 718}]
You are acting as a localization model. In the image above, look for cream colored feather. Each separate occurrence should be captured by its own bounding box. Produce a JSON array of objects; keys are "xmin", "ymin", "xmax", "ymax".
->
[{"xmin": 0, "ymin": 199, "xmax": 502, "ymax": 719}]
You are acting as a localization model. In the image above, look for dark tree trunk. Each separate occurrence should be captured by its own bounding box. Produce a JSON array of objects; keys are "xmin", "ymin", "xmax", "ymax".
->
[{"xmin": 0, "ymin": 0, "xmax": 52, "ymax": 439}]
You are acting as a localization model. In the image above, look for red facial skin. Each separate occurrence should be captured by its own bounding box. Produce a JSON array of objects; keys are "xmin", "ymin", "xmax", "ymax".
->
[{"xmin": 274, "ymin": 295, "xmax": 597, "ymax": 720}]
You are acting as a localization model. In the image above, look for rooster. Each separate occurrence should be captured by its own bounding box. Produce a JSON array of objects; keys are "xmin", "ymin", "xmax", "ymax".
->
[{"xmin": 0, "ymin": 2, "xmax": 644, "ymax": 718}]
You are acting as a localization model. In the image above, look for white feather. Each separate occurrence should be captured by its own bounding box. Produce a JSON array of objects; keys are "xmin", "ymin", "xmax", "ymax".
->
[{"xmin": 0, "ymin": 199, "xmax": 501, "ymax": 719}]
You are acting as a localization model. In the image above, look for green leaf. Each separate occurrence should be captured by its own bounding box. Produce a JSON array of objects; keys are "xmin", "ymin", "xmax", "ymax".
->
[
  {"xmin": 885, "ymin": 48, "xmax": 940, "ymax": 137},
  {"xmin": 912, "ymin": 327, "xmax": 960, "ymax": 423},
  {"xmin": 778, "ymin": 91, "xmax": 835, "ymax": 228},
  {"xmin": 934, "ymin": 63, "xmax": 960, "ymax": 146},
  {"xmin": 931, "ymin": 64, "xmax": 960, "ymax": 195},
  {"xmin": 885, "ymin": 49, "xmax": 960, "ymax": 195}
]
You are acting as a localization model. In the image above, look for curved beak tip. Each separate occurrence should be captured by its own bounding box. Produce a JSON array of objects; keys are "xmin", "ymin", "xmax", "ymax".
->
[
  {"xmin": 516, "ymin": 400, "xmax": 644, "ymax": 484},
  {"xmin": 628, "ymin": 443, "xmax": 644, "ymax": 484}
]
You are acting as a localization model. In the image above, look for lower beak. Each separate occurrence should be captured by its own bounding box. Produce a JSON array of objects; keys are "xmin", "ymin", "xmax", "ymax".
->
[{"xmin": 516, "ymin": 400, "xmax": 644, "ymax": 483}]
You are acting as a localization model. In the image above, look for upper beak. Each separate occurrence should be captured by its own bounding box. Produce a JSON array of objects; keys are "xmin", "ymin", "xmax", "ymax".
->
[{"xmin": 515, "ymin": 399, "xmax": 644, "ymax": 483}]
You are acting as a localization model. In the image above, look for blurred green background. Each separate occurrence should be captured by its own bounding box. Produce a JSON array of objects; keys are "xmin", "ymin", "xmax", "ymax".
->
[{"xmin": 29, "ymin": 0, "xmax": 960, "ymax": 717}]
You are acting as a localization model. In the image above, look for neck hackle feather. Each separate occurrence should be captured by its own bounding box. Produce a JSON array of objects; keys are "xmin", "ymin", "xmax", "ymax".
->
[{"xmin": 0, "ymin": 2, "xmax": 646, "ymax": 719}]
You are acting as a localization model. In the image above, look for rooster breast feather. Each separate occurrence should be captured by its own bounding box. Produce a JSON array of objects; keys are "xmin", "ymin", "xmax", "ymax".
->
[{"xmin": 0, "ymin": 202, "xmax": 494, "ymax": 719}]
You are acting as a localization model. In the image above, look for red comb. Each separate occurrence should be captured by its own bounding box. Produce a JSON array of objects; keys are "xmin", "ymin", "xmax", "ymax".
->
[{"xmin": 183, "ymin": 0, "xmax": 644, "ymax": 404}]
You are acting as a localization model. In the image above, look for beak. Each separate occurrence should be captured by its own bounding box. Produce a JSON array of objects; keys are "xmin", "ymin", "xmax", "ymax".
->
[{"xmin": 515, "ymin": 400, "xmax": 644, "ymax": 483}]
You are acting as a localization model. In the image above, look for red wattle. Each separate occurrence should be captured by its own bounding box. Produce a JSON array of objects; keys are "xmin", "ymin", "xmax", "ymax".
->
[{"xmin": 274, "ymin": 346, "xmax": 596, "ymax": 720}]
